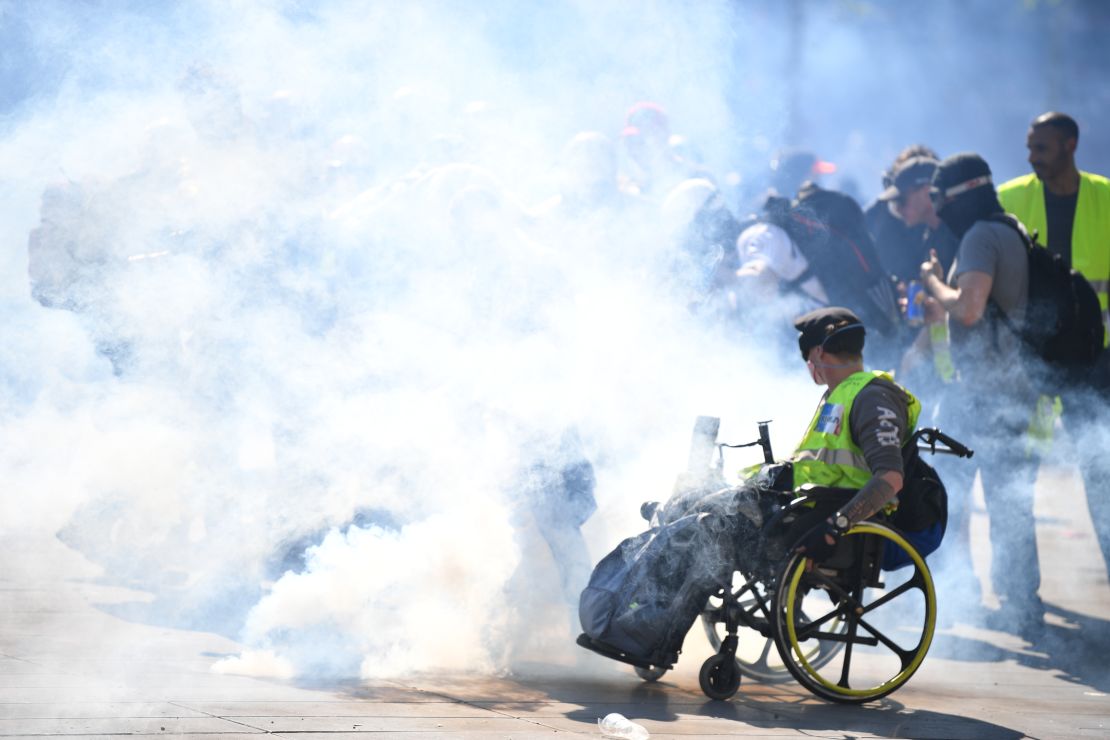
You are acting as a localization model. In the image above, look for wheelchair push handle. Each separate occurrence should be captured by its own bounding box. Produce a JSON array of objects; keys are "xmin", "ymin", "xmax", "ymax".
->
[
  {"xmin": 911, "ymin": 427, "xmax": 974, "ymax": 459},
  {"xmin": 718, "ymin": 419, "xmax": 776, "ymax": 464},
  {"xmin": 757, "ymin": 421, "xmax": 774, "ymax": 464}
]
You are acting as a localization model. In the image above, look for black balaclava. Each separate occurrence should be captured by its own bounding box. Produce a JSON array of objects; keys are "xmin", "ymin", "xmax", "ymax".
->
[{"xmin": 932, "ymin": 152, "xmax": 1004, "ymax": 240}]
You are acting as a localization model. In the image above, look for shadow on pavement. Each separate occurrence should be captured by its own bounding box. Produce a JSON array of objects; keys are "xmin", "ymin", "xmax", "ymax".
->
[
  {"xmin": 356, "ymin": 662, "xmax": 1025, "ymax": 740},
  {"xmin": 930, "ymin": 602, "xmax": 1110, "ymax": 694},
  {"xmin": 555, "ymin": 679, "xmax": 1024, "ymax": 740}
]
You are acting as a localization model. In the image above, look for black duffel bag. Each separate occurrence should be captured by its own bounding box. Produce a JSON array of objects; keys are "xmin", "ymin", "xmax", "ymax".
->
[{"xmin": 578, "ymin": 511, "xmax": 732, "ymax": 666}]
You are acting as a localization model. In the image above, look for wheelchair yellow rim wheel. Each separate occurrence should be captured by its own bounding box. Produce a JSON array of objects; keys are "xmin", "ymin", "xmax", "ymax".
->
[{"xmin": 780, "ymin": 522, "xmax": 937, "ymax": 702}]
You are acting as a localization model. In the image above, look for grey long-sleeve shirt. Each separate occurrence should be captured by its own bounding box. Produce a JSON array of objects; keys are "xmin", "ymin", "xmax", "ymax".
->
[{"xmin": 847, "ymin": 376, "xmax": 910, "ymax": 477}]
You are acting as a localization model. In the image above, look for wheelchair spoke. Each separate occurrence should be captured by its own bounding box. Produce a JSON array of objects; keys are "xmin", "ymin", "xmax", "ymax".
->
[
  {"xmin": 790, "ymin": 568, "xmax": 865, "ymax": 642},
  {"xmin": 735, "ymin": 582, "xmax": 775, "ymax": 636},
  {"xmin": 856, "ymin": 616, "xmax": 919, "ymax": 669},
  {"xmin": 747, "ymin": 583, "xmax": 772, "ymax": 614},
  {"xmin": 794, "ymin": 602, "xmax": 843, "ymax": 641},
  {"xmin": 838, "ymin": 607, "xmax": 862, "ymax": 688},
  {"xmin": 807, "ymin": 568, "xmax": 866, "ymax": 616},
  {"xmin": 856, "ymin": 573, "xmax": 921, "ymax": 616}
]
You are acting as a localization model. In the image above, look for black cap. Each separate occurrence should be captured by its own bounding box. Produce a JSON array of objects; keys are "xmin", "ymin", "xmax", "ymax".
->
[
  {"xmin": 794, "ymin": 306, "xmax": 866, "ymax": 360},
  {"xmin": 878, "ymin": 155, "xmax": 938, "ymax": 202},
  {"xmin": 931, "ymin": 152, "xmax": 993, "ymax": 208}
]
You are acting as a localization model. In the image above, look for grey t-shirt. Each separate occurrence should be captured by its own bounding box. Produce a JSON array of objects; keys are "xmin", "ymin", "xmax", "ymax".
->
[{"xmin": 947, "ymin": 219, "xmax": 1029, "ymax": 389}]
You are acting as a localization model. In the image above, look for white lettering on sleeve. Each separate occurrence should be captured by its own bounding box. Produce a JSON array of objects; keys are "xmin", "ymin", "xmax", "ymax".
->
[{"xmin": 875, "ymin": 405, "xmax": 901, "ymax": 447}]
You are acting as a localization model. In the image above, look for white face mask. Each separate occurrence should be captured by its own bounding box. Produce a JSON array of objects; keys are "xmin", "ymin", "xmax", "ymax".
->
[
  {"xmin": 806, "ymin": 353, "xmax": 825, "ymax": 385},
  {"xmin": 807, "ymin": 347, "xmax": 856, "ymax": 385}
]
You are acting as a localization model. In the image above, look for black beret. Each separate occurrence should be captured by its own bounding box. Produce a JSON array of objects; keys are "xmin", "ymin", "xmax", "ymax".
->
[{"xmin": 794, "ymin": 306, "xmax": 866, "ymax": 360}]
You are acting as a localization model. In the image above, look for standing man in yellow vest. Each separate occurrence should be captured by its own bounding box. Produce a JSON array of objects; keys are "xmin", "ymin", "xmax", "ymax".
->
[
  {"xmin": 999, "ymin": 112, "xmax": 1110, "ymax": 584},
  {"xmin": 998, "ymin": 112, "xmax": 1110, "ymax": 330},
  {"xmin": 790, "ymin": 307, "xmax": 923, "ymax": 561}
]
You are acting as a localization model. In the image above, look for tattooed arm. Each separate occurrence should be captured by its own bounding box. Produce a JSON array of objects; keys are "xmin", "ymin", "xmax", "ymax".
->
[{"xmin": 838, "ymin": 470, "xmax": 903, "ymax": 525}]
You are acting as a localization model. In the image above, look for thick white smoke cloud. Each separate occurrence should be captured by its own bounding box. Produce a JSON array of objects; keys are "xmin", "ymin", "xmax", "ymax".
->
[
  {"xmin": 0, "ymin": 0, "xmax": 819, "ymax": 680},
  {"xmin": 7, "ymin": 0, "xmax": 1104, "ymax": 684}
]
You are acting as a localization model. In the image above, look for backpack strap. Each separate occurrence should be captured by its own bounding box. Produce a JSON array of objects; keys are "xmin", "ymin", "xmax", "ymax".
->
[
  {"xmin": 981, "ymin": 214, "xmax": 1030, "ymax": 345},
  {"xmin": 986, "ymin": 212, "xmax": 1034, "ymax": 249}
]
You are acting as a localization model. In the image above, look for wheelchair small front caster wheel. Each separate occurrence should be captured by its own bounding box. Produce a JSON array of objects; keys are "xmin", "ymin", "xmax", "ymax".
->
[
  {"xmin": 634, "ymin": 665, "xmax": 668, "ymax": 682},
  {"xmin": 699, "ymin": 653, "xmax": 741, "ymax": 700}
]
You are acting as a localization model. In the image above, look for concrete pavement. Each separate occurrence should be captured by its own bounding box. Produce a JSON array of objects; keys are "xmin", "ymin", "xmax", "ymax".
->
[{"xmin": 2, "ymin": 464, "xmax": 1108, "ymax": 739}]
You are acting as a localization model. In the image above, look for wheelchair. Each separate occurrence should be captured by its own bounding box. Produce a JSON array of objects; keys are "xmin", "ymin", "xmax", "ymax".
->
[{"xmin": 617, "ymin": 417, "xmax": 973, "ymax": 704}]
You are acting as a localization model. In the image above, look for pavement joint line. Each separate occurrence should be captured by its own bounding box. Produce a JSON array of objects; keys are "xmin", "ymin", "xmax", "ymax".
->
[
  {"xmin": 0, "ymin": 653, "xmax": 47, "ymax": 669},
  {"xmin": 164, "ymin": 689, "xmax": 589, "ymax": 733},
  {"xmin": 379, "ymin": 687, "xmax": 582, "ymax": 734},
  {"xmin": 0, "ymin": 715, "xmax": 207, "ymax": 721},
  {"xmin": 167, "ymin": 700, "xmax": 221, "ymax": 719},
  {"xmin": 162, "ymin": 702, "xmax": 272, "ymax": 735},
  {"xmin": 458, "ymin": 702, "xmax": 588, "ymax": 734}
]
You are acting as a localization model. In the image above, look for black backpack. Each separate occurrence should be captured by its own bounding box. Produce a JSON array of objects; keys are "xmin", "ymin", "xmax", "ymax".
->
[
  {"xmin": 779, "ymin": 183, "xmax": 901, "ymax": 339},
  {"xmin": 893, "ymin": 443, "xmax": 947, "ymax": 535},
  {"xmin": 988, "ymin": 214, "xmax": 1104, "ymax": 375}
]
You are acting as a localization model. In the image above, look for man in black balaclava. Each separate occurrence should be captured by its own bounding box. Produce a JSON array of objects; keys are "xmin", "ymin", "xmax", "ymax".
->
[
  {"xmin": 930, "ymin": 154, "xmax": 1005, "ymax": 241},
  {"xmin": 919, "ymin": 152, "xmax": 1045, "ymax": 639}
]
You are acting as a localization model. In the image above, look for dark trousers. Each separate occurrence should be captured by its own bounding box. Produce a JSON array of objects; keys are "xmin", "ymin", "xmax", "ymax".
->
[
  {"xmin": 937, "ymin": 387, "xmax": 1042, "ymax": 612},
  {"xmin": 929, "ymin": 441, "xmax": 981, "ymax": 599},
  {"xmin": 1060, "ymin": 385, "xmax": 1110, "ymax": 581},
  {"xmin": 978, "ymin": 439, "xmax": 1042, "ymax": 609}
]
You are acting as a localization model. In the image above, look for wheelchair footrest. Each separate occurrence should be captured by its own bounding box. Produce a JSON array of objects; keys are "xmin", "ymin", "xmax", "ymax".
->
[{"xmin": 575, "ymin": 633, "xmax": 669, "ymax": 670}]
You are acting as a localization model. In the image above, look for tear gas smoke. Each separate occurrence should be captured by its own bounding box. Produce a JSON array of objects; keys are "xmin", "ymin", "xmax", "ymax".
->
[
  {"xmin": 2, "ymin": 0, "xmax": 1107, "ymax": 684},
  {"xmin": 0, "ymin": 0, "xmax": 815, "ymax": 681}
]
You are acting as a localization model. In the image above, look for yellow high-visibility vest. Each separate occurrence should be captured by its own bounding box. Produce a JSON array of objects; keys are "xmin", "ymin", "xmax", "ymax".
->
[
  {"xmin": 998, "ymin": 170, "xmax": 1110, "ymax": 337},
  {"xmin": 792, "ymin": 370, "xmax": 920, "ymax": 491}
]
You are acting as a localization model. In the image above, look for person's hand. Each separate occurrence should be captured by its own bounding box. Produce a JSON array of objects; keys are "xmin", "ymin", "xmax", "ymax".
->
[
  {"xmin": 794, "ymin": 518, "xmax": 844, "ymax": 563},
  {"xmin": 920, "ymin": 248, "xmax": 943, "ymax": 284},
  {"xmin": 922, "ymin": 294, "xmax": 945, "ymax": 324}
]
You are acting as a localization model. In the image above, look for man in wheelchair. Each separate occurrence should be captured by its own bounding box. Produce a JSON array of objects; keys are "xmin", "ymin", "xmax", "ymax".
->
[
  {"xmin": 578, "ymin": 306, "xmax": 964, "ymax": 703},
  {"xmin": 786, "ymin": 306, "xmax": 919, "ymax": 560},
  {"xmin": 654, "ymin": 306, "xmax": 928, "ymax": 564}
]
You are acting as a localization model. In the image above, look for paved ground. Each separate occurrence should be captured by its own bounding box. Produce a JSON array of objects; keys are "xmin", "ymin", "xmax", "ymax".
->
[{"xmin": 2, "ymin": 464, "xmax": 1109, "ymax": 739}]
